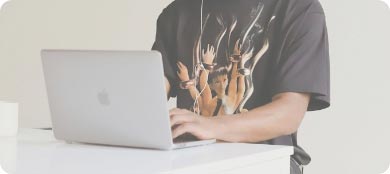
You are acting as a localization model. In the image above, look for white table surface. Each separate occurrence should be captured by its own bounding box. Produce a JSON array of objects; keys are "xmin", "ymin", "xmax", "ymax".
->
[{"xmin": 0, "ymin": 129, "xmax": 293, "ymax": 174}]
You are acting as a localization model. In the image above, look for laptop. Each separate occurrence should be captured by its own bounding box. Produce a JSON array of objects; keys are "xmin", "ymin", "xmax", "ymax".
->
[{"xmin": 41, "ymin": 49, "xmax": 216, "ymax": 150}]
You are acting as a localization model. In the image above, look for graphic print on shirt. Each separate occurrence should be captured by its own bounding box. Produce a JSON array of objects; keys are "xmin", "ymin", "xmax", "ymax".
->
[{"xmin": 177, "ymin": 2, "xmax": 276, "ymax": 116}]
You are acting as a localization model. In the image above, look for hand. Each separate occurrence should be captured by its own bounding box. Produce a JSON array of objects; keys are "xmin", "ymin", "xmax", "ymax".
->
[
  {"xmin": 169, "ymin": 108, "xmax": 224, "ymax": 140},
  {"xmin": 176, "ymin": 61, "xmax": 190, "ymax": 81},
  {"xmin": 202, "ymin": 44, "xmax": 216, "ymax": 65},
  {"xmin": 233, "ymin": 39, "xmax": 241, "ymax": 55}
]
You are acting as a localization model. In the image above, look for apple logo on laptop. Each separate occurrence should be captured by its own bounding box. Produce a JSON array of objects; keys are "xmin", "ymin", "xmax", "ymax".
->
[{"xmin": 97, "ymin": 89, "xmax": 110, "ymax": 106}]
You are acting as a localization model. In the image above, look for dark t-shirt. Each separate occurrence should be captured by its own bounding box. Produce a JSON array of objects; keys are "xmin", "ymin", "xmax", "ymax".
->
[{"xmin": 152, "ymin": 0, "xmax": 330, "ymax": 165}]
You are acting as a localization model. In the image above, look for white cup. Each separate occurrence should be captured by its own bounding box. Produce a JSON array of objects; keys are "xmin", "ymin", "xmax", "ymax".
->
[{"xmin": 0, "ymin": 101, "xmax": 18, "ymax": 137}]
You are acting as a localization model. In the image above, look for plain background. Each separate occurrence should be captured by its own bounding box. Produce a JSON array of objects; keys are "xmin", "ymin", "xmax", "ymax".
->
[{"xmin": 0, "ymin": 0, "xmax": 389, "ymax": 173}]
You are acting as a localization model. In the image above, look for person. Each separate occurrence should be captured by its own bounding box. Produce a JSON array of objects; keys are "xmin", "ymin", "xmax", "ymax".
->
[
  {"xmin": 176, "ymin": 42, "xmax": 252, "ymax": 116},
  {"xmin": 152, "ymin": 0, "xmax": 330, "ymax": 173}
]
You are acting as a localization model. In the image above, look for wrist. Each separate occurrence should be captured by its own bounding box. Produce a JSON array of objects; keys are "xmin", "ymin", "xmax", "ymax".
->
[
  {"xmin": 211, "ymin": 115, "xmax": 233, "ymax": 141},
  {"xmin": 179, "ymin": 79, "xmax": 195, "ymax": 89},
  {"xmin": 202, "ymin": 62, "xmax": 217, "ymax": 71},
  {"xmin": 229, "ymin": 54, "xmax": 241, "ymax": 62}
]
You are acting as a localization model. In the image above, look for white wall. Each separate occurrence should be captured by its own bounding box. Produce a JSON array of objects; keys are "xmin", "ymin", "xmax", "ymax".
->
[
  {"xmin": 0, "ymin": 0, "xmax": 174, "ymax": 127},
  {"xmin": 299, "ymin": 0, "xmax": 390, "ymax": 173},
  {"xmin": 0, "ymin": 0, "xmax": 389, "ymax": 173}
]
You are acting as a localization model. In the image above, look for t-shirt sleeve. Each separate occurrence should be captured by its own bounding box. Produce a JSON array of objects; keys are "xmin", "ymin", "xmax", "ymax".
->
[
  {"xmin": 271, "ymin": 0, "xmax": 330, "ymax": 111},
  {"xmin": 151, "ymin": 8, "xmax": 179, "ymax": 98}
]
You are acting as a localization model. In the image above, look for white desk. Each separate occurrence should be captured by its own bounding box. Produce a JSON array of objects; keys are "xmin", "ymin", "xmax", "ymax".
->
[{"xmin": 0, "ymin": 129, "xmax": 293, "ymax": 174}]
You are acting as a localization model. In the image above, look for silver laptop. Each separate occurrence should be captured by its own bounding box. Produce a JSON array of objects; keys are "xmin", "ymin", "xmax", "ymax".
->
[{"xmin": 41, "ymin": 49, "xmax": 216, "ymax": 150}]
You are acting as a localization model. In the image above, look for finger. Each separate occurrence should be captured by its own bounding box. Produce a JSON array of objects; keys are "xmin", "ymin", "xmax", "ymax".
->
[
  {"xmin": 180, "ymin": 61, "xmax": 186, "ymax": 68},
  {"xmin": 169, "ymin": 108, "xmax": 181, "ymax": 114},
  {"xmin": 170, "ymin": 114, "xmax": 196, "ymax": 127},
  {"xmin": 169, "ymin": 108, "xmax": 185, "ymax": 114},
  {"xmin": 178, "ymin": 61, "xmax": 183, "ymax": 68},
  {"xmin": 169, "ymin": 108, "xmax": 191, "ymax": 117},
  {"xmin": 170, "ymin": 109, "xmax": 192, "ymax": 119},
  {"xmin": 172, "ymin": 123, "xmax": 197, "ymax": 139}
]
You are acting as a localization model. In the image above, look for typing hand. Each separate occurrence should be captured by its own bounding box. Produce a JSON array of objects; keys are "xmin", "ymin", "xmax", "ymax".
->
[{"xmin": 169, "ymin": 108, "xmax": 222, "ymax": 140}]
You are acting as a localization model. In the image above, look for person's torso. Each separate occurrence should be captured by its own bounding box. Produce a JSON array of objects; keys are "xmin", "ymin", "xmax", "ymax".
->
[
  {"xmin": 172, "ymin": 0, "xmax": 284, "ymax": 114},
  {"xmin": 164, "ymin": 0, "xmax": 314, "ymax": 165}
]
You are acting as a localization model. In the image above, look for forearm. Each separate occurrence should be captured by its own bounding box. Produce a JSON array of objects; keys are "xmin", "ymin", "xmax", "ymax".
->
[
  {"xmin": 215, "ymin": 92, "xmax": 310, "ymax": 143},
  {"xmin": 228, "ymin": 63, "xmax": 238, "ymax": 95},
  {"xmin": 199, "ymin": 69, "xmax": 208, "ymax": 89},
  {"xmin": 188, "ymin": 86, "xmax": 200, "ymax": 100},
  {"xmin": 199, "ymin": 69, "xmax": 212, "ymax": 102},
  {"xmin": 234, "ymin": 76, "xmax": 245, "ymax": 109}
]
